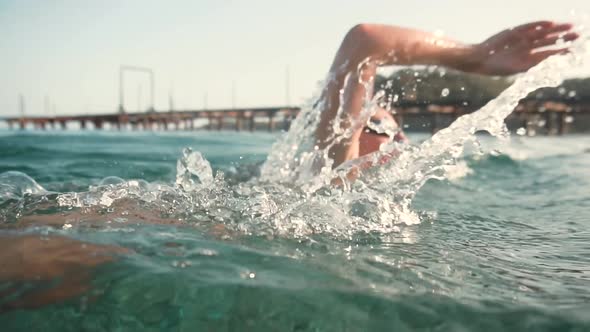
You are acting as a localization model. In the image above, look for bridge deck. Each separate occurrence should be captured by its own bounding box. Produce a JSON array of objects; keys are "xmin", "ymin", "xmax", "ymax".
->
[{"xmin": 2, "ymin": 100, "xmax": 590, "ymax": 135}]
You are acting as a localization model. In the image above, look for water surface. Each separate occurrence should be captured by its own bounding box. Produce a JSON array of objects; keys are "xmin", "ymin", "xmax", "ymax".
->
[{"xmin": 1, "ymin": 130, "xmax": 589, "ymax": 331}]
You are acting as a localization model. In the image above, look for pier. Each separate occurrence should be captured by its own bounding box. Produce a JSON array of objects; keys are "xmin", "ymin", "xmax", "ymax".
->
[
  {"xmin": 2, "ymin": 99, "xmax": 590, "ymax": 135},
  {"xmin": 2, "ymin": 106, "xmax": 300, "ymax": 132}
]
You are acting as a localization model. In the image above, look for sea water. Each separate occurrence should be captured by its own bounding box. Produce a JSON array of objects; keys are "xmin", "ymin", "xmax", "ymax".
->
[
  {"xmin": 1, "ymin": 131, "xmax": 590, "ymax": 331},
  {"xmin": 1, "ymin": 24, "xmax": 590, "ymax": 332}
]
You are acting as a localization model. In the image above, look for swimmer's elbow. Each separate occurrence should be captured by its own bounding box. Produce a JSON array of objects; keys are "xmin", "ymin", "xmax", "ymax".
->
[
  {"xmin": 345, "ymin": 23, "xmax": 378, "ymax": 45},
  {"xmin": 348, "ymin": 23, "xmax": 374, "ymax": 37}
]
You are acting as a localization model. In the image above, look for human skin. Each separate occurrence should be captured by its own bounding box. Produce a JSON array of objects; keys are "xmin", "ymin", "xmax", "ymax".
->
[
  {"xmin": 0, "ymin": 199, "xmax": 235, "ymax": 311},
  {"xmin": 0, "ymin": 234, "xmax": 129, "ymax": 311},
  {"xmin": 316, "ymin": 22, "xmax": 579, "ymax": 167}
]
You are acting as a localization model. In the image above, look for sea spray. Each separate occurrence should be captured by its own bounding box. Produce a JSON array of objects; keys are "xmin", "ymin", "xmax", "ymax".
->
[
  {"xmin": 4, "ymin": 21, "xmax": 586, "ymax": 238},
  {"xmin": 175, "ymin": 148, "xmax": 214, "ymax": 191},
  {"xmin": 358, "ymin": 25, "xmax": 590, "ymax": 216}
]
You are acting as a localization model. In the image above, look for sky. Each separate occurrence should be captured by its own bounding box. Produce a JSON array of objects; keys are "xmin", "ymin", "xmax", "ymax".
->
[{"xmin": 1, "ymin": 0, "xmax": 590, "ymax": 116}]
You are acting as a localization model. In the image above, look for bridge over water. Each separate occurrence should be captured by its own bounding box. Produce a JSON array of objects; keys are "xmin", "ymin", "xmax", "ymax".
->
[
  {"xmin": 2, "ymin": 107, "xmax": 300, "ymax": 132},
  {"xmin": 2, "ymin": 99, "xmax": 590, "ymax": 135}
]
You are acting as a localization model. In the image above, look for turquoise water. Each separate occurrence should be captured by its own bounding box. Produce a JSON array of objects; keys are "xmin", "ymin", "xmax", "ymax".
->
[{"xmin": 1, "ymin": 130, "xmax": 590, "ymax": 331}]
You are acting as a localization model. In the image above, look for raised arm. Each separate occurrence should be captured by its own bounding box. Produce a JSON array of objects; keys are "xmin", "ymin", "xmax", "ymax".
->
[{"xmin": 317, "ymin": 22, "xmax": 578, "ymax": 167}]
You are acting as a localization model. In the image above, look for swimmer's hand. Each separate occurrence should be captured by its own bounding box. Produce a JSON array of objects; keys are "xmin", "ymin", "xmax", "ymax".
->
[{"xmin": 468, "ymin": 21, "xmax": 579, "ymax": 75}]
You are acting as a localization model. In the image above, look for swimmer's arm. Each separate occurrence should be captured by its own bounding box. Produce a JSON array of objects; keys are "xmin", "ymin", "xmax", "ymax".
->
[
  {"xmin": 317, "ymin": 22, "xmax": 578, "ymax": 166},
  {"xmin": 317, "ymin": 24, "xmax": 469, "ymax": 166},
  {"xmin": 329, "ymin": 22, "xmax": 577, "ymax": 82},
  {"xmin": 0, "ymin": 234, "xmax": 129, "ymax": 311}
]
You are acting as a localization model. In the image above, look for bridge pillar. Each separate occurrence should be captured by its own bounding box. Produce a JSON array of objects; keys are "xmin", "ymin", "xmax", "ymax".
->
[
  {"xmin": 249, "ymin": 116, "xmax": 255, "ymax": 131},
  {"xmin": 431, "ymin": 113, "xmax": 439, "ymax": 135},
  {"xmin": 235, "ymin": 116, "xmax": 242, "ymax": 131},
  {"xmin": 216, "ymin": 116, "xmax": 223, "ymax": 131},
  {"xmin": 267, "ymin": 111, "xmax": 276, "ymax": 132},
  {"xmin": 60, "ymin": 121, "xmax": 67, "ymax": 130},
  {"xmin": 558, "ymin": 112, "xmax": 568, "ymax": 135},
  {"xmin": 281, "ymin": 113, "xmax": 289, "ymax": 131},
  {"xmin": 207, "ymin": 116, "xmax": 213, "ymax": 130},
  {"xmin": 93, "ymin": 120, "xmax": 103, "ymax": 130}
]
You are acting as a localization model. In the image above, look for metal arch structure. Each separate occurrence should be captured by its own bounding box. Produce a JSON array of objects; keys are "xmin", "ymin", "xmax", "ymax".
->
[{"xmin": 118, "ymin": 65, "xmax": 155, "ymax": 114}]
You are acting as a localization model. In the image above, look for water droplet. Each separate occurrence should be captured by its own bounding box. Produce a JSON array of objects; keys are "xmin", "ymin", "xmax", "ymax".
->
[
  {"xmin": 441, "ymin": 88, "xmax": 450, "ymax": 97},
  {"xmin": 568, "ymin": 90, "xmax": 577, "ymax": 97},
  {"xmin": 195, "ymin": 248, "xmax": 218, "ymax": 256},
  {"xmin": 172, "ymin": 260, "xmax": 192, "ymax": 268},
  {"xmin": 565, "ymin": 115, "xmax": 574, "ymax": 123},
  {"xmin": 516, "ymin": 127, "xmax": 526, "ymax": 136}
]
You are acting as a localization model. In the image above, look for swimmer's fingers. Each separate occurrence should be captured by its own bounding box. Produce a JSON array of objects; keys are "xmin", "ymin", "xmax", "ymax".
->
[
  {"xmin": 524, "ymin": 22, "xmax": 574, "ymax": 41},
  {"xmin": 513, "ymin": 21, "xmax": 553, "ymax": 32},
  {"xmin": 531, "ymin": 32, "xmax": 579, "ymax": 49},
  {"xmin": 530, "ymin": 48, "xmax": 570, "ymax": 65}
]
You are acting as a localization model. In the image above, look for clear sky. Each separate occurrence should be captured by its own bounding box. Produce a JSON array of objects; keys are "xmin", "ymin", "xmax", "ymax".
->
[{"xmin": 1, "ymin": 0, "xmax": 589, "ymax": 116}]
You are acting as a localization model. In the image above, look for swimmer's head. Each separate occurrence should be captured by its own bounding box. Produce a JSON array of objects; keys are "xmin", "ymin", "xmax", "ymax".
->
[{"xmin": 358, "ymin": 108, "xmax": 405, "ymax": 156}]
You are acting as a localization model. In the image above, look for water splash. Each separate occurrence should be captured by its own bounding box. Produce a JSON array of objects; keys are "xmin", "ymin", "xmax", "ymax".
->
[
  {"xmin": 0, "ymin": 171, "xmax": 47, "ymax": 203},
  {"xmin": 2, "ymin": 23, "xmax": 588, "ymax": 239},
  {"xmin": 176, "ymin": 148, "xmax": 214, "ymax": 191},
  {"xmin": 258, "ymin": 21, "xmax": 590, "ymax": 231}
]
